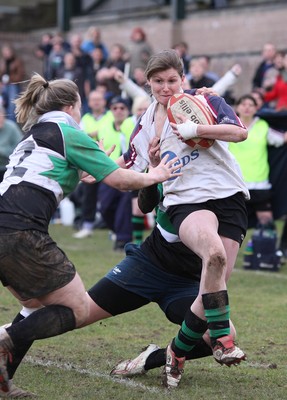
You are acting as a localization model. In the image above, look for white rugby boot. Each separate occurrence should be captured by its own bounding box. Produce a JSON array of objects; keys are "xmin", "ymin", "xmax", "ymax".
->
[
  {"xmin": 162, "ymin": 343, "xmax": 185, "ymax": 389},
  {"xmin": 110, "ymin": 344, "xmax": 159, "ymax": 377},
  {"xmin": 212, "ymin": 335, "xmax": 246, "ymax": 366}
]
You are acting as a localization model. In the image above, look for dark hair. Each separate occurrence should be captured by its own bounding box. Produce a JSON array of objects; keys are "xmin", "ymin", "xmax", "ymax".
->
[
  {"xmin": 236, "ymin": 94, "xmax": 257, "ymax": 107},
  {"xmin": 251, "ymin": 89, "xmax": 264, "ymax": 103},
  {"xmin": 109, "ymin": 95, "xmax": 129, "ymax": 109},
  {"xmin": 145, "ymin": 49, "xmax": 184, "ymax": 80}
]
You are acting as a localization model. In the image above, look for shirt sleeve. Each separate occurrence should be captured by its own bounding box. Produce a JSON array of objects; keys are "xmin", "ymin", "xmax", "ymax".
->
[
  {"xmin": 63, "ymin": 126, "xmax": 119, "ymax": 182},
  {"xmin": 206, "ymin": 95, "xmax": 245, "ymax": 127},
  {"xmin": 123, "ymin": 117, "xmax": 150, "ymax": 171}
]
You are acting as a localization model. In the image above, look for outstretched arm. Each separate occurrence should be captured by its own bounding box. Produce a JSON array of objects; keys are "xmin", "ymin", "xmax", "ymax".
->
[{"xmin": 103, "ymin": 155, "xmax": 182, "ymax": 191}]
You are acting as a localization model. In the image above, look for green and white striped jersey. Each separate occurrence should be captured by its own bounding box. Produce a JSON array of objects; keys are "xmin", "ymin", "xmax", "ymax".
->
[{"xmin": 0, "ymin": 112, "xmax": 119, "ymax": 232}]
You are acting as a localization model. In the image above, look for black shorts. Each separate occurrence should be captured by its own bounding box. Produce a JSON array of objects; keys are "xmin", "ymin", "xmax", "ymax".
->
[
  {"xmin": 167, "ymin": 192, "xmax": 248, "ymax": 246},
  {"xmin": 0, "ymin": 229, "xmax": 76, "ymax": 300}
]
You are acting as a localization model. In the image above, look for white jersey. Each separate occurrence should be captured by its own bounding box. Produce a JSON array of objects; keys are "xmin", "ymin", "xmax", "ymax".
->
[{"xmin": 123, "ymin": 92, "xmax": 250, "ymax": 207}]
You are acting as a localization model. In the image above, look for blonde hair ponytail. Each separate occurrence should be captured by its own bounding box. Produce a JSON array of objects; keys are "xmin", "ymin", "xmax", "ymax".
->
[{"xmin": 15, "ymin": 73, "xmax": 79, "ymax": 132}]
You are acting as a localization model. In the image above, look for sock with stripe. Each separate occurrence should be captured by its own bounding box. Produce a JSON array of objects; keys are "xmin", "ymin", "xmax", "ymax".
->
[
  {"xmin": 171, "ymin": 308, "xmax": 207, "ymax": 357},
  {"xmin": 202, "ymin": 290, "xmax": 230, "ymax": 348},
  {"xmin": 132, "ymin": 215, "xmax": 145, "ymax": 245},
  {"xmin": 144, "ymin": 338, "xmax": 212, "ymax": 371}
]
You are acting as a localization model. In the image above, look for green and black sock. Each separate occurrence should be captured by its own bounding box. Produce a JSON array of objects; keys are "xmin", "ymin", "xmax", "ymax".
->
[
  {"xmin": 144, "ymin": 338, "xmax": 212, "ymax": 371},
  {"xmin": 132, "ymin": 215, "xmax": 145, "ymax": 245},
  {"xmin": 171, "ymin": 308, "xmax": 207, "ymax": 357},
  {"xmin": 202, "ymin": 290, "xmax": 230, "ymax": 348}
]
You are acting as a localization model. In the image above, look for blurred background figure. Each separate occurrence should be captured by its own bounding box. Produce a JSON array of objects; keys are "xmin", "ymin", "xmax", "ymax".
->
[
  {"xmin": 90, "ymin": 46, "xmax": 106, "ymax": 89},
  {"xmin": 128, "ymin": 95, "xmax": 152, "ymax": 244},
  {"xmin": 252, "ymin": 42, "xmax": 277, "ymax": 91},
  {"xmin": 0, "ymin": 106, "xmax": 23, "ymax": 182},
  {"xmin": 187, "ymin": 58, "xmax": 216, "ymax": 89},
  {"xmin": 113, "ymin": 68, "xmax": 149, "ymax": 100},
  {"xmin": 250, "ymin": 88, "xmax": 268, "ymax": 112},
  {"xmin": 55, "ymin": 52, "xmax": 89, "ymax": 113},
  {"xmin": 132, "ymin": 67, "xmax": 149, "ymax": 93},
  {"xmin": 97, "ymin": 96, "xmax": 134, "ymax": 251},
  {"xmin": 73, "ymin": 90, "xmax": 113, "ymax": 239},
  {"xmin": 96, "ymin": 43, "xmax": 127, "ymax": 97},
  {"xmin": 212, "ymin": 63, "xmax": 242, "ymax": 105},
  {"xmin": 81, "ymin": 26, "xmax": 109, "ymax": 63},
  {"xmin": 69, "ymin": 32, "xmax": 94, "ymax": 112},
  {"xmin": 262, "ymin": 50, "xmax": 285, "ymax": 92},
  {"xmin": 126, "ymin": 27, "xmax": 153, "ymax": 77},
  {"xmin": 197, "ymin": 55, "xmax": 220, "ymax": 82},
  {"xmin": 263, "ymin": 51, "xmax": 287, "ymax": 111},
  {"xmin": 229, "ymin": 94, "xmax": 287, "ymax": 228},
  {"xmin": 34, "ymin": 32, "xmax": 53, "ymax": 79},
  {"xmin": 173, "ymin": 41, "xmax": 191, "ymax": 75},
  {"xmin": 46, "ymin": 34, "xmax": 69, "ymax": 80},
  {"xmin": 230, "ymin": 94, "xmax": 287, "ymax": 270},
  {"xmin": 0, "ymin": 44, "xmax": 25, "ymax": 121}
]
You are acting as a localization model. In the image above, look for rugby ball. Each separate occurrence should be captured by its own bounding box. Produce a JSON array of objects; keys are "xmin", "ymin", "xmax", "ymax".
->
[{"xmin": 167, "ymin": 93, "xmax": 215, "ymax": 149}]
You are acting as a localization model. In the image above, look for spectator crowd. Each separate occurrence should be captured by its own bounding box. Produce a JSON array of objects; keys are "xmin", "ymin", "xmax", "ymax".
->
[{"xmin": 0, "ymin": 26, "xmax": 287, "ymax": 257}]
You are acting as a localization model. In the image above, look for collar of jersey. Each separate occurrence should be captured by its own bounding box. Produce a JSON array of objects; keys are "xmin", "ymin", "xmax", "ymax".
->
[{"xmin": 38, "ymin": 111, "xmax": 82, "ymax": 131}]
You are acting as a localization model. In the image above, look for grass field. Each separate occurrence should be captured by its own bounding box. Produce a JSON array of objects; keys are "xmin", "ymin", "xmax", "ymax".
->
[{"xmin": 0, "ymin": 223, "xmax": 286, "ymax": 399}]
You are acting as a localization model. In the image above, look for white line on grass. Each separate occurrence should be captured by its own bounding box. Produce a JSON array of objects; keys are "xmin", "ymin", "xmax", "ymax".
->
[
  {"xmin": 22, "ymin": 268, "xmax": 287, "ymax": 393},
  {"xmin": 24, "ymin": 356, "xmax": 164, "ymax": 394}
]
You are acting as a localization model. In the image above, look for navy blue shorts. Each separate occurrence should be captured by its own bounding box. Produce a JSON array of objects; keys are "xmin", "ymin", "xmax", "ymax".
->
[{"xmin": 104, "ymin": 243, "xmax": 200, "ymax": 313}]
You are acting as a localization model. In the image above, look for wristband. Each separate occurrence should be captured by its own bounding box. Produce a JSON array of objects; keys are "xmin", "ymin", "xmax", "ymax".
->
[{"xmin": 177, "ymin": 119, "xmax": 198, "ymax": 140}]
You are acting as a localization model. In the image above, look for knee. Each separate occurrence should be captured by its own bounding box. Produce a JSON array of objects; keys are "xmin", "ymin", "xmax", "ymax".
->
[
  {"xmin": 165, "ymin": 297, "xmax": 194, "ymax": 325},
  {"xmin": 206, "ymin": 248, "xmax": 227, "ymax": 274}
]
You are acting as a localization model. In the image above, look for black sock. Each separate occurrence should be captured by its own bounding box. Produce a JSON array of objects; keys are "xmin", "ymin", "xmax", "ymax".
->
[
  {"xmin": 7, "ymin": 313, "xmax": 34, "ymax": 379},
  {"xmin": 144, "ymin": 339, "xmax": 212, "ymax": 371},
  {"xmin": 172, "ymin": 309, "xmax": 207, "ymax": 357},
  {"xmin": 185, "ymin": 338, "xmax": 212, "ymax": 360},
  {"xmin": 6, "ymin": 305, "xmax": 76, "ymax": 345},
  {"xmin": 145, "ymin": 349, "xmax": 165, "ymax": 370}
]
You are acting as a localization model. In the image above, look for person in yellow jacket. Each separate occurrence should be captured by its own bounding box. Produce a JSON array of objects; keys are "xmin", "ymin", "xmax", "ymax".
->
[
  {"xmin": 230, "ymin": 94, "xmax": 287, "ymax": 270},
  {"xmin": 229, "ymin": 94, "xmax": 287, "ymax": 228},
  {"xmin": 80, "ymin": 90, "xmax": 113, "ymax": 140},
  {"xmin": 73, "ymin": 90, "xmax": 114, "ymax": 239}
]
